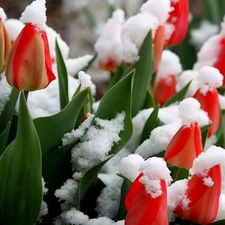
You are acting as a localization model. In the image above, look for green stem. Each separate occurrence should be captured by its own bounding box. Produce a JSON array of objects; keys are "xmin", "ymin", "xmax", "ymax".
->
[{"xmin": 24, "ymin": 91, "xmax": 29, "ymax": 102}]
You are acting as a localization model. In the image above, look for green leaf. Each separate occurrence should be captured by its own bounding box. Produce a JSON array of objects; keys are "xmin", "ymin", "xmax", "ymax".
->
[
  {"xmin": 131, "ymin": 30, "xmax": 154, "ymax": 116},
  {"xmin": 0, "ymin": 88, "xmax": 19, "ymax": 134},
  {"xmin": 201, "ymin": 123, "xmax": 211, "ymax": 148},
  {"xmin": 117, "ymin": 178, "xmax": 132, "ymax": 220},
  {"xmin": 0, "ymin": 123, "xmax": 10, "ymax": 156},
  {"xmin": 95, "ymin": 69, "xmax": 134, "ymax": 154},
  {"xmin": 215, "ymin": 111, "xmax": 225, "ymax": 148},
  {"xmin": 74, "ymin": 70, "xmax": 134, "ymax": 207},
  {"xmin": 139, "ymin": 106, "xmax": 160, "ymax": 145},
  {"xmin": 164, "ymin": 81, "xmax": 191, "ymax": 107},
  {"xmin": 56, "ymin": 39, "xmax": 69, "ymax": 109},
  {"xmin": 34, "ymin": 89, "xmax": 89, "ymax": 157},
  {"xmin": 0, "ymin": 92, "xmax": 42, "ymax": 225},
  {"xmin": 42, "ymin": 141, "xmax": 75, "ymax": 223}
]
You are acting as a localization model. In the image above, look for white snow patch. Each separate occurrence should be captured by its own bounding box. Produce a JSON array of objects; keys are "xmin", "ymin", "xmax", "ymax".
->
[{"xmin": 78, "ymin": 71, "xmax": 96, "ymax": 95}]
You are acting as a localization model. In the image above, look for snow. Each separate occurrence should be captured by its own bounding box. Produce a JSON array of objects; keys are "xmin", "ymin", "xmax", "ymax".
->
[
  {"xmin": 190, "ymin": 145, "xmax": 225, "ymax": 176},
  {"xmin": 215, "ymin": 194, "xmax": 225, "ymax": 221},
  {"xmin": 203, "ymin": 177, "xmax": 214, "ymax": 187},
  {"xmin": 156, "ymin": 50, "xmax": 182, "ymax": 79},
  {"xmin": 190, "ymin": 20, "xmax": 219, "ymax": 49},
  {"xmin": 140, "ymin": 0, "xmax": 170, "ymax": 24},
  {"xmin": 139, "ymin": 157, "xmax": 172, "ymax": 198},
  {"xmin": 4, "ymin": 19, "xmax": 24, "ymax": 42},
  {"xmin": 0, "ymin": 7, "xmax": 7, "ymax": 21},
  {"xmin": 119, "ymin": 154, "xmax": 144, "ymax": 182},
  {"xmin": 71, "ymin": 112, "xmax": 125, "ymax": 171},
  {"xmin": 168, "ymin": 179, "xmax": 189, "ymax": 218},
  {"xmin": 94, "ymin": 9, "xmax": 125, "ymax": 69},
  {"xmin": 64, "ymin": 208, "xmax": 89, "ymax": 225},
  {"xmin": 176, "ymin": 70, "xmax": 199, "ymax": 97},
  {"xmin": 78, "ymin": 71, "xmax": 96, "ymax": 95},
  {"xmin": 65, "ymin": 55, "xmax": 93, "ymax": 76},
  {"xmin": 197, "ymin": 66, "xmax": 223, "ymax": 94},
  {"xmin": 20, "ymin": 0, "xmax": 47, "ymax": 30},
  {"xmin": 178, "ymin": 97, "xmax": 210, "ymax": 126}
]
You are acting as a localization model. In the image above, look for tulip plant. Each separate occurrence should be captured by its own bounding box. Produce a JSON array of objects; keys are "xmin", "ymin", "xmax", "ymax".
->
[{"xmin": 1, "ymin": 0, "xmax": 225, "ymax": 225}]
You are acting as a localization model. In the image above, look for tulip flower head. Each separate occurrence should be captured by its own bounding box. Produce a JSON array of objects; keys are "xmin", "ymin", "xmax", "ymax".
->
[
  {"xmin": 164, "ymin": 98, "xmax": 209, "ymax": 169},
  {"xmin": 153, "ymin": 50, "xmax": 182, "ymax": 105},
  {"xmin": 5, "ymin": 0, "xmax": 55, "ymax": 91},
  {"xmin": 165, "ymin": 0, "xmax": 189, "ymax": 46},
  {"xmin": 0, "ymin": 8, "xmax": 11, "ymax": 73},
  {"xmin": 125, "ymin": 157, "xmax": 171, "ymax": 225},
  {"xmin": 171, "ymin": 146, "xmax": 225, "ymax": 224},
  {"xmin": 193, "ymin": 66, "xmax": 223, "ymax": 137}
]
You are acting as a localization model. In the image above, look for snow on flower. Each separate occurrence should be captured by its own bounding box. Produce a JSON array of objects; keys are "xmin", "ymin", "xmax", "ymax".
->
[
  {"xmin": 20, "ymin": 0, "xmax": 47, "ymax": 30},
  {"xmin": 0, "ymin": 7, "xmax": 7, "ymax": 21}
]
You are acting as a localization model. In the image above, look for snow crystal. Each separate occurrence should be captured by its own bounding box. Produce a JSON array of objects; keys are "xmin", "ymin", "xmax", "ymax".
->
[
  {"xmin": 121, "ymin": 12, "xmax": 159, "ymax": 63},
  {"xmin": 62, "ymin": 114, "xmax": 94, "ymax": 146},
  {"xmin": 168, "ymin": 179, "xmax": 189, "ymax": 218},
  {"xmin": 203, "ymin": 177, "xmax": 214, "ymax": 187},
  {"xmin": 196, "ymin": 66, "xmax": 223, "ymax": 94},
  {"xmin": 64, "ymin": 208, "xmax": 89, "ymax": 225},
  {"xmin": 46, "ymin": 25, "xmax": 70, "ymax": 61},
  {"xmin": 176, "ymin": 70, "xmax": 199, "ymax": 97},
  {"xmin": 71, "ymin": 112, "xmax": 125, "ymax": 171},
  {"xmin": 119, "ymin": 154, "xmax": 144, "ymax": 182},
  {"xmin": 0, "ymin": 75, "xmax": 12, "ymax": 114},
  {"xmin": 96, "ymin": 177, "xmax": 122, "ymax": 218},
  {"xmin": 55, "ymin": 179, "xmax": 78, "ymax": 202},
  {"xmin": 94, "ymin": 9, "xmax": 125, "ymax": 69},
  {"xmin": 178, "ymin": 97, "xmax": 210, "ymax": 126},
  {"xmin": 190, "ymin": 145, "xmax": 225, "ymax": 176},
  {"xmin": 190, "ymin": 20, "xmax": 219, "ymax": 49},
  {"xmin": 20, "ymin": 0, "xmax": 47, "ymax": 30},
  {"xmin": 139, "ymin": 157, "xmax": 172, "ymax": 198},
  {"xmin": 135, "ymin": 123, "xmax": 180, "ymax": 158},
  {"xmin": 4, "ymin": 19, "xmax": 24, "ymax": 42},
  {"xmin": 140, "ymin": 0, "xmax": 170, "ymax": 24},
  {"xmin": 65, "ymin": 55, "xmax": 93, "ymax": 76},
  {"xmin": 0, "ymin": 8, "xmax": 6, "ymax": 21},
  {"xmin": 78, "ymin": 71, "xmax": 96, "ymax": 95},
  {"xmin": 193, "ymin": 34, "xmax": 222, "ymax": 70},
  {"xmin": 126, "ymin": 108, "xmax": 153, "ymax": 152},
  {"xmin": 156, "ymin": 50, "xmax": 182, "ymax": 79}
]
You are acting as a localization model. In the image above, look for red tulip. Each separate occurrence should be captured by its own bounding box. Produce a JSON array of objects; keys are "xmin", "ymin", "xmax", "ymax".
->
[
  {"xmin": 164, "ymin": 121, "xmax": 203, "ymax": 169},
  {"xmin": 165, "ymin": 0, "xmax": 189, "ymax": 46},
  {"xmin": 153, "ymin": 74, "xmax": 176, "ymax": 106},
  {"xmin": 0, "ymin": 18, "xmax": 11, "ymax": 72},
  {"xmin": 5, "ymin": 23, "xmax": 55, "ymax": 91},
  {"xmin": 193, "ymin": 88, "xmax": 220, "ymax": 137},
  {"xmin": 153, "ymin": 25, "xmax": 165, "ymax": 73},
  {"xmin": 125, "ymin": 173, "xmax": 168, "ymax": 225},
  {"xmin": 174, "ymin": 164, "xmax": 221, "ymax": 224}
]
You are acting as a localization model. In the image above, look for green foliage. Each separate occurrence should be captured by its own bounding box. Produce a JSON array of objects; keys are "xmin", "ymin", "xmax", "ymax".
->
[{"xmin": 0, "ymin": 92, "xmax": 42, "ymax": 225}]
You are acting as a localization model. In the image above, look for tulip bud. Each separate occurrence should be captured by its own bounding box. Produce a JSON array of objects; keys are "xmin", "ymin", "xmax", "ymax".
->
[
  {"xmin": 0, "ymin": 9, "xmax": 11, "ymax": 73},
  {"xmin": 165, "ymin": 0, "xmax": 189, "ymax": 46},
  {"xmin": 164, "ymin": 121, "xmax": 203, "ymax": 169},
  {"xmin": 175, "ymin": 164, "xmax": 221, "ymax": 224},
  {"xmin": 5, "ymin": 23, "xmax": 55, "ymax": 91}
]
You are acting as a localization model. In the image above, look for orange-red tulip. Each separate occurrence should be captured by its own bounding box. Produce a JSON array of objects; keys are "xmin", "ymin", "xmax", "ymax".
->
[
  {"xmin": 0, "ymin": 18, "xmax": 11, "ymax": 72},
  {"xmin": 193, "ymin": 88, "xmax": 220, "ymax": 137},
  {"xmin": 125, "ymin": 173, "xmax": 168, "ymax": 225},
  {"xmin": 5, "ymin": 23, "xmax": 55, "ymax": 91},
  {"xmin": 165, "ymin": 0, "xmax": 189, "ymax": 46},
  {"xmin": 174, "ymin": 165, "xmax": 221, "ymax": 224},
  {"xmin": 164, "ymin": 121, "xmax": 203, "ymax": 169}
]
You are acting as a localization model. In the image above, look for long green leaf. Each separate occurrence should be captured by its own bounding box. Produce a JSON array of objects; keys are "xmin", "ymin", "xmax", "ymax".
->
[
  {"xmin": 0, "ymin": 92, "xmax": 42, "ymax": 225},
  {"xmin": 131, "ymin": 30, "xmax": 154, "ymax": 116},
  {"xmin": 56, "ymin": 39, "xmax": 69, "ymax": 109},
  {"xmin": 74, "ymin": 70, "xmax": 134, "ymax": 206},
  {"xmin": 34, "ymin": 88, "xmax": 89, "ymax": 158}
]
